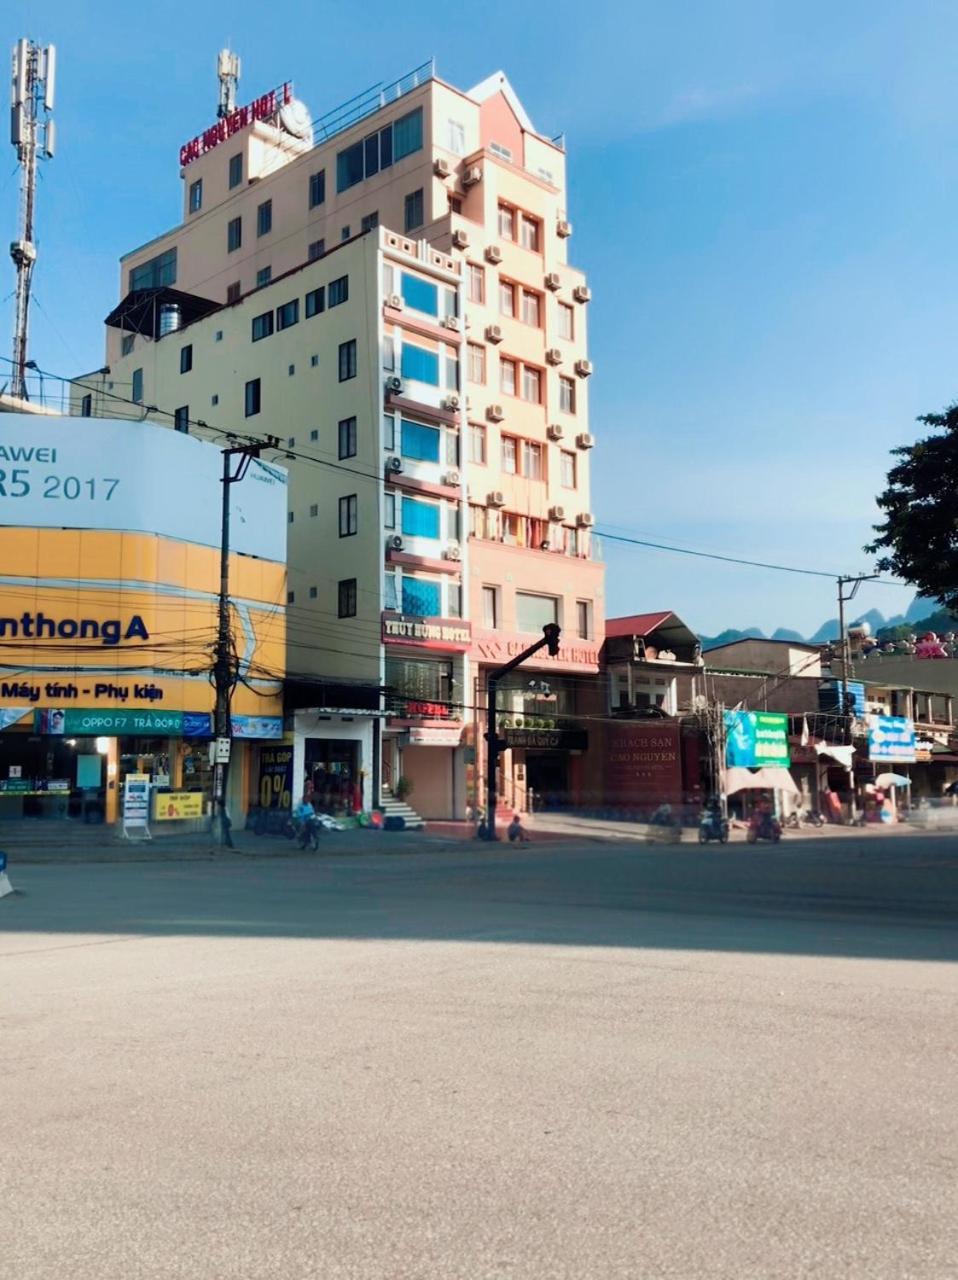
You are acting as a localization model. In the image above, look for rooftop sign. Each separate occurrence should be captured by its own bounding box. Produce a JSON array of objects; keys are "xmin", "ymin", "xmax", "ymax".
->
[{"xmin": 180, "ymin": 83, "xmax": 292, "ymax": 167}]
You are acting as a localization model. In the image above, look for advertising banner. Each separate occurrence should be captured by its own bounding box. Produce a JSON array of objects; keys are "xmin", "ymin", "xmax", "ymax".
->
[
  {"xmin": 35, "ymin": 709, "xmax": 209, "ymax": 737},
  {"xmin": 867, "ymin": 715, "xmax": 916, "ymax": 763},
  {"xmin": 605, "ymin": 722, "xmax": 683, "ymax": 806},
  {"xmin": 725, "ymin": 711, "xmax": 790, "ymax": 768},
  {"xmin": 257, "ymin": 746, "xmax": 293, "ymax": 810},
  {"xmin": 153, "ymin": 791, "xmax": 206, "ymax": 821}
]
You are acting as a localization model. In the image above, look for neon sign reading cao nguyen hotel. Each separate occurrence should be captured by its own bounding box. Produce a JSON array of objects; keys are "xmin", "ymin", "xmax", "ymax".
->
[{"xmin": 179, "ymin": 84, "xmax": 292, "ymax": 167}]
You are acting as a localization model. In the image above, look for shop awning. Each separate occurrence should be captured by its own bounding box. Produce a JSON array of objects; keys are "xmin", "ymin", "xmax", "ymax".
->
[{"xmin": 725, "ymin": 766, "xmax": 800, "ymax": 796}]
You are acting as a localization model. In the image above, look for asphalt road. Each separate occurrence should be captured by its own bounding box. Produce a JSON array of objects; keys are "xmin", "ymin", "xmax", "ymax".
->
[{"xmin": 2, "ymin": 835, "xmax": 956, "ymax": 1279}]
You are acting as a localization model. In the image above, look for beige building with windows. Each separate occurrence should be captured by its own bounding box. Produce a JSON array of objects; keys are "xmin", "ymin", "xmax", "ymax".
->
[{"xmin": 74, "ymin": 59, "xmax": 603, "ymax": 820}]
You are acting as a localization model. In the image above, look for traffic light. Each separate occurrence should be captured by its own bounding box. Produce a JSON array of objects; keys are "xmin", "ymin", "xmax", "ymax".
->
[{"xmin": 543, "ymin": 623, "xmax": 561, "ymax": 656}]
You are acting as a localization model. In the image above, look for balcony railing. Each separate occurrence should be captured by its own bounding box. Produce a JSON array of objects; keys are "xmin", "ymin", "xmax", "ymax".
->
[{"xmin": 312, "ymin": 59, "xmax": 435, "ymax": 146}]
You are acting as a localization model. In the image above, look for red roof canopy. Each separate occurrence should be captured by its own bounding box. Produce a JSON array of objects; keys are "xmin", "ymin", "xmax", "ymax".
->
[{"xmin": 605, "ymin": 611, "xmax": 675, "ymax": 639}]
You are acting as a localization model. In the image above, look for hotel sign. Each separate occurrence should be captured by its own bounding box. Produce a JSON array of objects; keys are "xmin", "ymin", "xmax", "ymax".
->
[
  {"xmin": 505, "ymin": 728, "xmax": 588, "ymax": 751},
  {"xmin": 382, "ymin": 614, "xmax": 472, "ymax": 650},
  {"xmin": 180, "ymin": 83, "xmax": 291, "ymax": 167}
]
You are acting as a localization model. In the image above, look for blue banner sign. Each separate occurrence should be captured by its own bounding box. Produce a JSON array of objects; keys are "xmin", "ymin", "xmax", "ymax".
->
[{"xmin": 867, "ymin": 715, "xmax": 916, "ymax": 763}]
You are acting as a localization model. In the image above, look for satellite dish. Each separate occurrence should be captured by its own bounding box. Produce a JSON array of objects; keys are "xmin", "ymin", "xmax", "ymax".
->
[{"xmin": 279, "ymin": 98, "xmax": 313, "ymax": 142}]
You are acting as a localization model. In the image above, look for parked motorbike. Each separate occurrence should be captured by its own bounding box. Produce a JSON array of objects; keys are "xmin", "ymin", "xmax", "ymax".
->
[
  {"xmin": 785, "ymin": 809, "xmax": 826, "ymax": 829},
  {"xmin": 294, "ymin": 812, "xmax": 323, "ymax": 851},
  {"xmin": 698, "ymin": 808, "xmax": 729, "ymax": 844},
  {"xmin": 746, "ymin": 812, "xmax": 782, "ymax": 844}
]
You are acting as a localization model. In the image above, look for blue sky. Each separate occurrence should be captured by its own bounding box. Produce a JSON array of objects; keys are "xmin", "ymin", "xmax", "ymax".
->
[{"xmin": 3, "ymin": 0, "xmax": 954, "ymax": 636}]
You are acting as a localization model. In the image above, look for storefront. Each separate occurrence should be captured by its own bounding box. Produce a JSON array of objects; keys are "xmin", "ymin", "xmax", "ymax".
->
[{"xmin": 0, "ymin": 414, "xmax": 287, "ymax": 829}]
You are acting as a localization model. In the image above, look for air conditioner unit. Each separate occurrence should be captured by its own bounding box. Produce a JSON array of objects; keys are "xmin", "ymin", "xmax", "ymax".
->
[
  {"xmin": 433, "ymin": 157, "xmax": 451, "ymax": 178},
  {"xmin": 385, "ymin": 375, "xmax": 403, "ymax": 394},
  {"xmin": 389, "ymin": 534, "xmax": 405, "ymax": 550},
  {"xmin": 462, "ymin": 165, "xmax": 482, "ymax": 187},
  {"xmin": 487, "ymin": 490, "xmax": 506, "ymax": 507},
  {"xmin": 486, "ymin": 404, "xmax": 505, "ymax": 422},
  {"xmin": 576, "ymin": 432, "xmax": 595, "ymax": 450},
  {"xmin": 443, "ymin": 394, "xmax": 461, "ymax": 411},
  {"xmin": 548, "ymin": 504, "xmax": 566, "ymax": 521},
  {"xmin": 576, "ymin": 512, "xmax": 595, "ymax": 528},
  {"xmin": 387, "ymin": 455, "xmax": 404, "ymax": 472},
  {"xmin": 546, "ymin": 423, "xmax": 564, "ymax": 441},
  {"xmin": 387, "ymin": 293, "xmax": 404, "ymax": 310},
  {"xmin": 573, "ymin": 284, "xmax": 592, "ymax": 304},
  {"xmin": 441, "ymin": 315, "xmax": 460, "ymax": 331},
  {"xmin": 556, "ymin": 218, "xmax": 573, "ymax": 238},
  {"xmin": 545, "ymin": 272, "xmax": 562, "ymax": 291},
  {"xmin": 545, "ymin": 347, "xmax": 563, "ymax": 365},
  {"xmin": 485, "ymin": 244, "xmax": 503, "ymax": 264},
  {"xmin": 444, "ymin": 469, "xmax": 461, "ymax": 486},
  {"xmin": 485, "ymin": 323, "xmax": 503, "ymax": 343},
  {"xmin": 451, "ymin": 229, "xmax": 470, "ymax": 250},
  {"xmin": 575, "ymin": 358, "xmax": 594, "ymax": 378},
  {"xmin": 444, "ymin": 544, "xmax": 462, "ymax": 561}
]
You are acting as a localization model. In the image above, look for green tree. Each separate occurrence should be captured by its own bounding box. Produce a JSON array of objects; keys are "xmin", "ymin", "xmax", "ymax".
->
[{"xmin": 867, "ymin": 403, "xmax": 958, "ymax": 610}]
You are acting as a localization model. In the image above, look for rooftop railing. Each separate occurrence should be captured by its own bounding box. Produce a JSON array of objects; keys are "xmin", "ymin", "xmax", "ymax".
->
[{"xmin": 312, "ymin": 58, "xmax": 435, "ymax": 146}]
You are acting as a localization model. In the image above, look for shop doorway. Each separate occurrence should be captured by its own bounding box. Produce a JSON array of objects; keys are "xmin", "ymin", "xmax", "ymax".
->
[
  {"xmin": 305, "ymin": 738, "xmax": 360, "ymax": 814},
  {"xmin": 0, "ymin": 733, "xmax": 106, "ymax": 821},
  {"xmin": 526, "ymin": 752, "xmax": 570, "ymax": 812}
]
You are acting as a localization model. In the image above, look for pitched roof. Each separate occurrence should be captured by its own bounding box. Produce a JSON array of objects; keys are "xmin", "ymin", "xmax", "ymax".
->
[
  {"xmin": 605, "ymin": 612, "xmax": 675, "ymax": 639},
  {"xmin": 467, "ymin": 70, "xmax": 536, "ymax": 134}
]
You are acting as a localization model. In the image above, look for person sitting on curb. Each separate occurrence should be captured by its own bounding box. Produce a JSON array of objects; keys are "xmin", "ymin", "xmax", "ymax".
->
[{"xmin": 507, "ymin": 813, "xmax": 530, "ymax": 843}]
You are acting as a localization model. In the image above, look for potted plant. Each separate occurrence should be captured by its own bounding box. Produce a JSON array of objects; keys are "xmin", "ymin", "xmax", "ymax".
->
[{"xmin": 394, "ymin": 775, "xmax": 413, "ymax": 802}]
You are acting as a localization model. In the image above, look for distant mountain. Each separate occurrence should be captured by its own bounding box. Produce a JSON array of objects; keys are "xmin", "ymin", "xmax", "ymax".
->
[
  {"xmin": 770, "ymin": 627, "xmax": 806, "ymax": 642},
  {"xmin": 698, "ymin": 595, "xmax": 951, "ymax": 650},
  {"xmin": 849, "ymin": 608, "xmax": 887, "ymax": 635},
  {"xmin": 809, "ymin": 617, "xmax": 839, "ymax": 644},
  {"xmin": 905, "ymin": 595, "xmax": 941, "ymax": 623},
  {"xmin": 700, "ymin": 626, "xmax": 765, "ymax": 650}
]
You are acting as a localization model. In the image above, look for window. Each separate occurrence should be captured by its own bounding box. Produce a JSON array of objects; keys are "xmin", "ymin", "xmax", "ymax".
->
[
  {"xmin": 384, "ymin": 570, "xmax": 398, "ymax": 611},
  {"xmin": 559, "ymin": 302, "xmax": 574, "ymax": 340},
  {"xmin": 129, "ymin": 247, "xmax": 177, "ymax": 292},
  {"xmin": 80, "ymin": 394, "xmax": 92, "ymax": 417},
  {"xmin": 468, "ymin": 343, "xmax": 486, "ymax": 385},
  {"xmin": 449, "ymin": 195, "xmax": 462, "ymax": 214},
  {"xmin": 500, "ymin": 358, "xmax": 517, "ymax": 397},
  {"xmin": 310, "ymin": 503, "xmax": 318, "ymax": 517},
  {"xmin": 308, "ymin": 238, "xmax": 325, "ymax": 261},
  {"xmin": 228, "ymin": 153, "xmax": 243, "ymax": 188},
  {"xmin": 401, "ymin": 344, "xmax": 440, "ymax": 386},
  {"xmin": 448, "ymin": 119, "xmax": 466, "ymax": 154},
  {"xmin": 189, "ymin": 179, "xmax": 202, "ymax": 213},
  {"xmin": 309, "ymin": 586, "xmax": 317, "ymax": 598},
  {"xmin": 339, "ymin": 494, "xmax": 358, "ymax": 537},
  {"xmin": 468, "ymin": 263, "xmax": 485, "ymax": 304},
  {"xmin": 498, "ymin": 203, "xmax": 515, "ymax": 241},
  {"xmin": 561, "ymin": 450, "xmax": 577, "ymax": 488},
  {"xmin": 329, "ymin": 275, "xmax": 348, "ymax": 306},
  {"xmin": 401, "ymin": 419, "xmax": 441, "ymax": 462},
  {"xmin": 257, "ymin": 200, "xmax": 272, "ymax": 237},
  {"xmin": 490, "ymin": 140, "xmax": 513, "ymax": 162},
  {"xmin": 383, "ymin": 332, "xmax": 396, "ymax": 371},
  {"xmin": 482, "ymin": 586, "xmax": 499, "ymax": 629},
  {"xmin": 401, "ymin": 273, "xmax": 438, "ymax": 316},
  {"xmin": 522, "ymin": 365, "xmax": 542, "ymax": 403},
  {"xmin": 121, "ymin": 334, "xmax": 134, "ymax": 357},
  {"xmin": 310, "ymin": 354, "xmax": 319, "ymax": 367},
  {"xmin": 179, "ymin": 344, "xmax": 192, "ymax": 374},
  {"xmin": 383, "ymin": 413, "xmax": 396, "ymax": 449},
  {"xmin": 336, "ymin": 107, "xmax": 422, "ymax": 193},
  {"xmin": 309, "ymin": 169, "xmax": 326, "ymax": 208},
  {"xmin": 338, "ymin": 339, "xmax": 357, "ymax": 381},
  {"xmin": 342, "ymin": 225, "xmax": 351, "ymax": 241},
  {"xmin": 289, "ymin": 511, "xmax": 295, "ymax": 525},
  {"xmin": 227, "ymin": 216, "xmax": 242, "ymax": 252},
  {"xmin": 576, "ymin": 600, "xmax": 591, "ymax": 640},
  {"xmin": 402, "ymin": 498, "xmax": 440, "ymax": 539},
  {"xmin": 499, "ymin": 280, "xmax": 516, "ymax": 318},
  {"xmin": 522, "ymin": 440, "xmax": 543, "ymax": 479},
  {"xmin": 338, "ymin": 416, "xmax": 357, "ymax": 459},
  {"xmin": 211, "ymin": 394, "xmax": 219, "ymax": 405},
  {"xmin": 131, "ymin": 368, "xmax": 143, "ymax": 403},
  {"xmin": 516, "ymin": 592, "xmax": 558, "ymax": 633},
  {"xmin": 520, "ymin": 213, "xmax": 541, "ymax": 252},
  {"xmin": 402, "ymin": 575, "xmax": 441, "ymax": 617},
  {"xmin": 521, "ymin": 289, "xmax": 541, "ymax": 327},
  {"xmin": 305, "ymin": 286, "xmax": 325, "ymax": 317},
  {"xmin": 338, "ymin": 578, "xmax": 357, "ymax": 618},
  {"xmin": 501, "ymin": 435, "xmax": 517, "ymax": 474},
  {"xmin": 226, "ymin": 282, "xmax": 241, "ymax": 304},
  {"xmin": 277, "ymin": 299, "xmax": 299, "ymax": 330},
  {"xmin": 559, "ymin": 375, "xmax": 576, "ymax": 414},
  {"xmin": 384, "ymin": 492, "xmax": 396, "ymax": 528},
  {"xmin": 309, "ymin": 429, "xmax": 318, "ymax": 442},
  {"xmin": 256, "ymin": 266, "xmax": 272, "ymax": 289},
  {"xmin": 404, "ymin": 188, "xmax": 424, "ymax": 232},
  {"xmin": 251, "ymin": 311, "xmax": 274, "ymax": 342},
  {"xmin": 361, "ymin": 210, "xmax": 379, "ymax": 232},
  {"xmin": 469, "ymin": 424, "xmax": 486, "ymax": 464},
  {"xmin": 288, "ymin": 591, "xmax": 295, "ymax": 604},
  {"xmin": 244, "ymin": 378, "xmax": 261, "ymax": 417}
]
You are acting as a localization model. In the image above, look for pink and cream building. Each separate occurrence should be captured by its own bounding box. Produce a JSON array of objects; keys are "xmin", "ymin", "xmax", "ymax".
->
[{"xmin": 74, "ymin": 60, "xmax": 604, "ymax": 819}]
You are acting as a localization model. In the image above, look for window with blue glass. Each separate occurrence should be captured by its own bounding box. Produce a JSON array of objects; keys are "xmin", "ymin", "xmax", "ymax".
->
[
  {"xmin": 401, "ymin": 498, "xmax": 440, "ymax": 539},
  {"xmin": 400, "ymin": 273, "xmax": 438, "ymax": 316},
  {"xmin": 402, "ymin": 576, "xmax": 441, "ymax": 617},
  {"xmin": 394, "ymin": 108, "xmax": 423, "ymax": 160},
  {"xmin": 129, "ymin": 247, "xmax": 177, "ymax": 292},
  {"xmin": 384, "ymin": 572, "xmax": 398, "ymax": 611},
  {"xmin": 400, "ymin": 419, "xmax": 440, "ymax": 463},
  {"xmin": 401, "ymin": 344, "xmax": 440, "ymax": 385},
  {"xmin": 335, "ymin": 107, "xmax": 422, "ymax": 193}
]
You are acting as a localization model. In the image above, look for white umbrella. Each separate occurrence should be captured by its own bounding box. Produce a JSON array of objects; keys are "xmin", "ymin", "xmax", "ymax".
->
[
  {"xmin": 874, "ymin": 772, "xmax": 910, "ymax": 788},
  {"xmin": 725, "ymin": 766, "xmax": 800, "ymax": 796}
]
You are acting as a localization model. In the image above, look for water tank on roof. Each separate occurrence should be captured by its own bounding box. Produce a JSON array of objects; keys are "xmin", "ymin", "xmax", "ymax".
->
[{"xmin": 159, "ymin": 302, "xmax": 181, "ymax": 336}]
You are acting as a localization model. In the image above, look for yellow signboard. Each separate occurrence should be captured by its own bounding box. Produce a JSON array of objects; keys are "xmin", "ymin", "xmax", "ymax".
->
[{"xmin": 153, "ymin": 790, "xmax": 206, "ymax": 821}]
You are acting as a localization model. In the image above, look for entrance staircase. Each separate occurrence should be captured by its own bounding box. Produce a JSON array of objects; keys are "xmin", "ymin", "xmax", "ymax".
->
[{"xmin": 379, "ymin": 785, "xmax": 425, "ymax": 830}]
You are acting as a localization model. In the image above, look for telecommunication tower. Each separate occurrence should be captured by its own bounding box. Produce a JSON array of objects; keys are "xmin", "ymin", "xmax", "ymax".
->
[
  {"xmin": 217, "ymin": 48, "xmax": 240, "ymax": 119},
  {"xmin": 9, "ymin": 38, "xmax": 56, "ymax": 401}
]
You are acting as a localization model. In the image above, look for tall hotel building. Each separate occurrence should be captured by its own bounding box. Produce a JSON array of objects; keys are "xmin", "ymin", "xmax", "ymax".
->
[{"xmin": 76, "ymin": 61, "xmax": 604, "ymax": 820}]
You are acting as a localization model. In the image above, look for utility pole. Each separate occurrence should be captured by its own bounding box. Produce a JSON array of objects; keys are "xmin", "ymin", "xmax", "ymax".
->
[
  {"xmin": 483, "ymin": 624, "xmax": 560, "ymax": 841},
  {"xmin": 836, "ymin": 574, "xmax": 878, "ymax": 822},
  {"xmin": 213, "ymin": 441, "xmax": 266, "ymax": 847},
  {"xmin": 9, "ymin": 38, "xmax": 56, "ymax": 401},
  {"xmin": 217, "ymin": 48, "xmax": 241, "ymax": 119}
]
